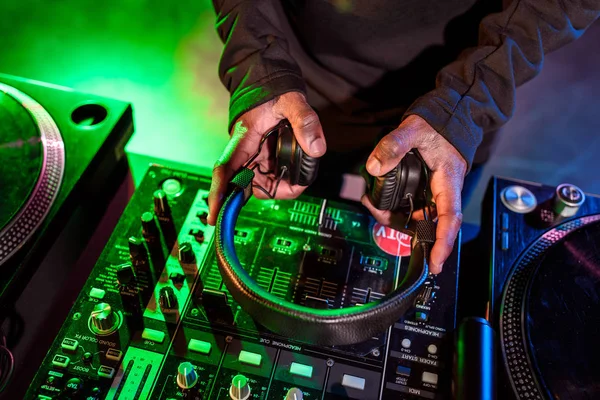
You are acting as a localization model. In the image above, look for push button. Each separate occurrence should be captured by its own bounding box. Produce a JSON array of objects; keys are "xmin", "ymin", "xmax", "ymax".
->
[
  {"xmin": 427, "ymin": 344, "xmax": 438, "ymax": 355},
  {"xmin": 422, "ymin": 371, "xmax": 438, "ymax": 385},
  {"xmin": 89, "ymin": 287, "xmax": 106, "ymax": 299},
  {"xmin": 341, "ymin": 374, "xmax": 365, "ymax": 390},
  {"xmin": 415, "ymin": 311, "xmax": 429, "ymax": 322},
  {"xmin": 188, "ymin": 339, "xmax": 212, "ymax": 355},
  {"xmin": 52, "ymin": 354, "xmax": 70, "ymax": 368},
  {"xmin": 396, "ymin": 365, "xmax": 411, "ymax": 376},
  {"xmin": 239, "ymin": 350, "xmax": 262, "ymax": 366},
  {"xmin": 142, "ymin": 328, "xmax": 165, "ymax": 344},
  {"xmin": 61, "ymin": 338, "xmax": 78, "ymax": 352},
  {"xmin": 401, "ymin": 338, "xmax": 411, "ymax": 348},
  {"xmin": 290, "ymin": 362, "xmax": 313, "ymax": 378},
  {"xmin": 106, "ymin": 348, "xmax": 123, "ymax": 361},
  {"xmin": 98, "ymin": 365, "xmax": 115, "ymax": 378},
  {"xmin": 65, "ymin": 377, "xmax": 83, "ymax": 392}
]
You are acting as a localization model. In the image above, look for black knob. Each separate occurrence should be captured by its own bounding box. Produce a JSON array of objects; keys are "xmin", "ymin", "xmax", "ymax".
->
[
  {"xmin": 190, "ymin": 229, "xmax": 205, "ymax": 243},
  {"xmin": 197, "ymin": 211, "xmax": 208, "ymax": 225},
  {"xmin": 159, "ymin": 286, "xmax": 178, "ymax": 312},
  {"xmin": 128, "ymin": 236, "xmax": 147, "ymax": 262},
  {"xmin": 178, "ymin": 242, "xmax": 195, "ymax": 264},
  {"xmin": 116, "ymin": 262, "xmax": 135, "ymax": 285},
  {"xmin": 153, "ymin": 189, "xmax": 171, "ymax": 217},
  {"xmin": 141, "ymin": 212, "xmax": 159, "ymax": 238}
]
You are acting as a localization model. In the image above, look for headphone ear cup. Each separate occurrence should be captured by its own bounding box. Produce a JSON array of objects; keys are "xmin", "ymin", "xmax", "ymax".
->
[
  {"xmin": 275, "ymin": 123, "xmax": 319, "ymax": 186},
  {"xmin": 296, "ymin": 149, "xmax": 319, "ymax": 186},
  {"xmin": 370, "ymin": 167, "xmax": 400, "ymax": 211},
  {"xmin": 367, "ymin": 150, "xmax": 427, "ymax": 212}
]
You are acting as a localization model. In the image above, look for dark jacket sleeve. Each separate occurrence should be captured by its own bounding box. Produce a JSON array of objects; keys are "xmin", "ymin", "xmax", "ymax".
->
[
  {"xmin": 403, "ymin": 0, "xmax": 600, "ymax": 170},
  {"xmin": 213, "ymin": 0, "xmax": 306, "ymax": 132}
]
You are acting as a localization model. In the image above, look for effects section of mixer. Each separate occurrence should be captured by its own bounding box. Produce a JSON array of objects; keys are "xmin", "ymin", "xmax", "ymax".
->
[
  {"xmin": 143, "ymin": 189, "xmax": 215, "ymax": 323},
  {"xmin": 25, "ymin": 172, "xmax": 216, "ymax": 400}
]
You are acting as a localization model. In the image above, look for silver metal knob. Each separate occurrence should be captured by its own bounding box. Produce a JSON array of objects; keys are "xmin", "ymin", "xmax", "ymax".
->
[
  {"xmin": 229, "ymin": 374, "xmax": 251, "ymax": 400},
  {"xmin": 176, "ymin": 362, "xmax": 198, "ymax": 389},
  {"xmin": 90, "ymin": 303, "xmax": 118, "ymax": 335},
  {"xmin": 501, "ymin": 185, "xmax": 537, "ymax": 214},
  {"xmin": 285, "ymin": 387, "xmax": 304, "ymax": 400}
]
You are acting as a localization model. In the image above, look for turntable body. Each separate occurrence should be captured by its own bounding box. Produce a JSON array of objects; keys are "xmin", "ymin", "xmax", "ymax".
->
[{"xmin": 484, "ymin": 177, "xmax": 600, "ymax": 399}]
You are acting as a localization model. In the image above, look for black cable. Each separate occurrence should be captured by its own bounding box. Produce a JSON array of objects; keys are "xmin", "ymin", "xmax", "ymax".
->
[
  {"xmin": 242, "ymin": 121, "xmax": 284, "ymax": 169},
  {"xmin": 272, "ymin": 167, "xmax": 287, "ymax": 198},
  {"xmin": 254, "ymin": 184, "xmax": 274, "ymax": 199},
  {"xmin": 0, "ymin": 332, "xmax": 14, "ymax": 393}
]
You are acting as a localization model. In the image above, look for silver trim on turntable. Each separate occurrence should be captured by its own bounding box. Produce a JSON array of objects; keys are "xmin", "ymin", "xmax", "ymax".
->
[{"xmin": 0, "ymin": 82, "xmax": 65, "ymax": 266}]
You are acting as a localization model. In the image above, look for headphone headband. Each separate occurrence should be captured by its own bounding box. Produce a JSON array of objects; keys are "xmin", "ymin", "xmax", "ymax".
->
[{"xmin": 215, "ymin": 168, "xmax": 435, "ymax": 346}]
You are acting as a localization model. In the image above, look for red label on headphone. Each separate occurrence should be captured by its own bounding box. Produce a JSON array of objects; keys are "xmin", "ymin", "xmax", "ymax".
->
[{"xmin": 372, "ymin": 223, "xmax": 412, "ymax": 256}]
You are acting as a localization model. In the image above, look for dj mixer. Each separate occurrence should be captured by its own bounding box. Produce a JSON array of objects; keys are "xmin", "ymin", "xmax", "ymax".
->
[{"xmin": 23, "ymin": 165, "xmax": 460, "ymax": 400}]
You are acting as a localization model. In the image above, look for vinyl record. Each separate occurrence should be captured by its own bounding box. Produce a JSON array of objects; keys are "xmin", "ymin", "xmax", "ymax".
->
[
  {"xmin": 0, "ymin": 83, "xmax": 64, "ymax": 266},
  {"xmin": 500, "ymin": 214, "xmax": 600, "ymax": 400}
]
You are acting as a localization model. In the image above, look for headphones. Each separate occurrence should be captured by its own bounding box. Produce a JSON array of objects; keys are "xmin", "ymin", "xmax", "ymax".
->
[{"xmin": 215, "ymin": 120, "xmax": 435, "ymax": 346}]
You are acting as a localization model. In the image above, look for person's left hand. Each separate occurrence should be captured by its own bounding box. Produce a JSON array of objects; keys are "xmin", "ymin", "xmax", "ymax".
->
[{"xmin": 361, "ymin": 115, "xmax": 467, "ymax": 274}]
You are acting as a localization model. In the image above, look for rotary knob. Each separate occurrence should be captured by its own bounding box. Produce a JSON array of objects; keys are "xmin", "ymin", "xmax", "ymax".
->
[
  {"xmin": 116, "ymin": 262, "xmax": 135, "ymax": 285},
  {"xmin": 153, "ymin": 189, "xmax": 171, "ymax": 217},
  {"xmin": 159, "ymin": 286, "xmax": 178, "ymax": 313},
  {"xmin": 128, "ymin": 236, "xmax": 147, "ymax": 263},
  {"xmin": 554, "ymin": 183, "xmax": 585, "ymax": 217},
  {"xmin": 229, "ymin": 374, "xmax": 251, "ymax": 400},
  {"xmin": 141, "ymin": 212, "xmax": 159, "ymax": 239},
  {"xmin": 285, "ymin": 388, "xmax": 304, "ymax": 400},
  {"xmin": 500, "ymin": 185, "xmax": 537, "ymax": 214},
  {"xmin": 90, "ymin": 303, "xmax": 118, "ymax": 335},
  {"xmin": 178, "ymin": 242, "xmax": 195, "ymax": 264},
  {"xmin": 176, "ymin": 362, "xmax": 198, "ymax": 389}
]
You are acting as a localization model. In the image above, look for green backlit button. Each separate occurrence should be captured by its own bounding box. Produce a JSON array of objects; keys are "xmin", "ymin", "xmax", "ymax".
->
[
  {"xmin": 188, "ymin": 339, "xmax": 212, "ymax": 355},
  {"xmin": 142, "ymin": 328, "xmax": 165, "ymax": 344},
  {"xmin": 51, "ymin": 354, "xmax": 70, "ymax": 368},
  {"xmin": 239, "ymin": 350, "xmax": 262, "ymax": 366},
  {"xmin": 98, "ymin": 365, "xmax": 115, "ymax": 378},
  {"xmin": 89, "ymin": 287, "xmax": 105, "ymax": 300},
  {"xmin": 290, "ymin": 362, "xmax": 313, "ymax": 378},
  {"xmin": 61, "ymin": 337, "xmax": 78, "ymax": 352}
]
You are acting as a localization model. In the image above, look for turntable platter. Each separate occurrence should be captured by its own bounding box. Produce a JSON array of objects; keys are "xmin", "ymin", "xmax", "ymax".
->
[
  {"xmin": 500, "ymin": 214, "xmax": 600, "ymax": 400},
  {"xmin": 0, "ymin": 83, "xmax": 64, "ymax": 266},
  {"xmin": 0, "ymin": 91, "xmax": 43, "ymax": 230},
  {"xmin": 527, "ymin": 220, "xmax": 600, "ymax": 399}
]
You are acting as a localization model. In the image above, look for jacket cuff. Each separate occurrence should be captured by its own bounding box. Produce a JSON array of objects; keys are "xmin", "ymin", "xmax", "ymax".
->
[
  {"xmin": 228, "ymin": 72, "xmax": 307, "ymax": 133},
  {"xmin": 402, "ymin": 92, "xmax": 483, "ymax": 172}
]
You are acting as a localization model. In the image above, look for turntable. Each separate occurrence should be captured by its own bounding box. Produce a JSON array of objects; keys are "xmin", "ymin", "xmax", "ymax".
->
[
  {"xmin": 0, "ymin": 73, "xmax": 133, "ymax": 305},
  {"xmin": 483, "ymin": 177, "xmax": 600, "ymax": 399}
]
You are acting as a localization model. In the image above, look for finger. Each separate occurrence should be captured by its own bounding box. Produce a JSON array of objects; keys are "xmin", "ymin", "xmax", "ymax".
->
[
  {"xmin": 275, "ymin": 93, "xmax": 326, "ymax": 157},
  {"xmin": 366, "ymin": 127, "xmax": 417, "ymax": 177},
  {"xmin": 428, "ymin": 173, "xmax": 463, "ymax": 274},
  {"xmin": 361, "ymin": 195, "xmax": 394, "ymax": 225},
  {"xmin": 207, "ymin": 164, "xmax": 230, "ymax": 226},
  {"xmin": 207, "ymin": 131, "xmax": 253, "ymax": 225}
]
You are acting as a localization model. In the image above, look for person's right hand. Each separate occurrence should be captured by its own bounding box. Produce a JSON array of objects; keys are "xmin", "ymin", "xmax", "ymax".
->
[{"xmin": 207, "ymin": 91, "xmax": 327, "ymax": 226}]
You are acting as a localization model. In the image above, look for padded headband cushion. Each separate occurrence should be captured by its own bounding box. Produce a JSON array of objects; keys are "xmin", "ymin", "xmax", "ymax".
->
[{"xmin": 215, "ymin": 188, "xmax": 430, "ymax": 346}]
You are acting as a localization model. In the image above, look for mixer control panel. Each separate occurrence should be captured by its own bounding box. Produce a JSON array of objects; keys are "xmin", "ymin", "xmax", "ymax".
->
[{"xmin": 25, "ymin": 166, "xmax": 459, "ymax": 399}]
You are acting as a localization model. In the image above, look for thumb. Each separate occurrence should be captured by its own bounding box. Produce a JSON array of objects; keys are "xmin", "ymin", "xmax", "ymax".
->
[
  {"xmin": 366, "ymin": 123, "xmax": 418, "ymax": 177},
  {"xmin": 274, "ymin": 92, "xmax": 326, "ymax": 157}
]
